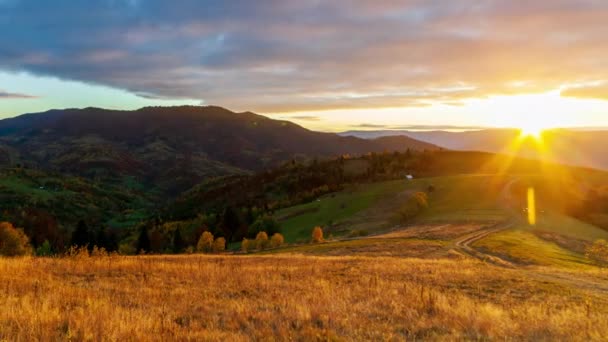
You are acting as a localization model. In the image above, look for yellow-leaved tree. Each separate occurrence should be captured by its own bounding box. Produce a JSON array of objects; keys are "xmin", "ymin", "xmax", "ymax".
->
[
  {"xmin": 197, "ymin": 231, "xmax": 214, "ymax": 253},
  {"xmin": 0, "ymin": 222, "xmax": 32, "ymax": 256},
  {"xmin": 312, "ymin": 226, "xmax": 324, "ymax": 243}
]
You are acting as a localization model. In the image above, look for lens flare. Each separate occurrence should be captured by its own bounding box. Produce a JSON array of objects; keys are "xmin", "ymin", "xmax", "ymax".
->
[{"xmin": 527, "ymin": 187, "xmax": 536, "ymax": 226}]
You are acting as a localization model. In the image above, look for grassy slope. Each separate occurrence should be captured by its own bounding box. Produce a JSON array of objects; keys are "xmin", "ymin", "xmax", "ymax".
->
[
  {"xmin": 276, "ymin": 180, "xmax": 407, "ymax": 242},
  {"xmin": 276, "ymin": 174, "xmax": 509, "ymax": 243},
  {"xmin": 273, "ymin": 171, "xmax": 608, "ymax": 268}
]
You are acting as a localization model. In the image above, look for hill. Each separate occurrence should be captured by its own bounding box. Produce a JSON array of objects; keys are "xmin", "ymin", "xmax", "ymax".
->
[
  {"xmin": 340, "ymin": 129, "xmax": 608, "ymax": 170},
  {"xmin": 0, "ymin": 106, "xmax": 438, "ymax": 195}
]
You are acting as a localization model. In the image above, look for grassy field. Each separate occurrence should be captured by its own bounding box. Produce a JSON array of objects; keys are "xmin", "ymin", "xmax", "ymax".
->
[
  {"xmin": 276, "ymin": 180, "xmax": 407, "ymax": 242},
  {"xmin": 276, "ymin": 174, "xmax": 509, "ymax": 243},
  {"xmin": 2, "ymin": 254, "xmax": 608, "ymax": 341}
]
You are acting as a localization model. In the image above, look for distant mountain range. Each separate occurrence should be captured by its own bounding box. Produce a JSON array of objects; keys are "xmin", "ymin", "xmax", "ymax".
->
[
  {"xmin": 340, "ymin": 129, "xmax": 608, "ymax": 170},
  {"xmin": 0, "ymin": 106, "xmax": 438, "ymax": 195}
]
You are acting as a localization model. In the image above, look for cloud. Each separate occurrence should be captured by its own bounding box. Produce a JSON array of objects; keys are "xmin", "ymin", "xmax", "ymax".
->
[
  {"xmin": 1, "ymin": 1, "xmax": 608, "ymax": 112},
  {"xmin": 352, "ymin": 124, "xmax": 489, "ymax": 130},
  {"xmin": 561, "ymin": 83, "xmax": 608, "ymax": 100},
  {"xmin": 283, "ymin": 115, "xmax": 321, "ymax": 121},
  {"xmin": 0, "ymin": 91, "xmax": 38, "ymax": 99},
  {"xmin": 355, "ymin": 123, "xmax": 389, "ymax": 128}
]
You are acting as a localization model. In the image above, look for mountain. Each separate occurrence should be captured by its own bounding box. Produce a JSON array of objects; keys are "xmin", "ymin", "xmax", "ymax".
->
[
  {"xmin": 340, "ymin": 129, "xmax": 608, "ymax": 170},
  {"xmin": 0, "ymin": 106, "xmax": 438, "ymax": 194}
]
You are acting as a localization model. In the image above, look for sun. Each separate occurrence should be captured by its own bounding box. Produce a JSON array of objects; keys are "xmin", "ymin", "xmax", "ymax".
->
[{"xmin": 520, "ymin": 124, "xmax": 545, "ymax": 139}]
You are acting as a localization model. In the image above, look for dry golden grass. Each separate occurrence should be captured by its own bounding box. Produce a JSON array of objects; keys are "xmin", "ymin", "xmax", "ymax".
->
[{"xmin": 1, "ymin": 254, "xmax": 608, "ymax": 341}]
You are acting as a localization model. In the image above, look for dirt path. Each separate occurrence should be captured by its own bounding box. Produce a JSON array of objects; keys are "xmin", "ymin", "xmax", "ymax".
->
[
  {"xmin": 453, "ymin": 177, "xmax": 520, "ymax": 266},
  {"xmin": 453, "ymin": 221, "xmax": 515, "ymax": 267},
  {"xmin": 451, "ymin": 177, "xmax": 608, "ymax": 297}
]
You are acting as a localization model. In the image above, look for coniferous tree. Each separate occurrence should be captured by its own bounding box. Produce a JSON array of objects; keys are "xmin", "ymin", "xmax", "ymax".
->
[
  {"xmin": 71, "ymin": 220, "xmax": 90, "ymax": 248},
  {"xmin": 172, "ymin": 228, "xmax": 185, "ymax": 254},
  {"xmin": 220, "ymin": 206, "xmax": 240, "ymax": 242},
  {"xmin": 136, "ymin": 226, "xmax": 151, "ymax": 254}
]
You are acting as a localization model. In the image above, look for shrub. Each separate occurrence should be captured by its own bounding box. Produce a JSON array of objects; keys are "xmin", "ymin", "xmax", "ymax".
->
[
  {"xmin": 398, "ymin": 192, "xmax": 429, "ymax": 223},
  {"xmin": 241, "ymin": 238, "xmax": 250, "ymax": 253},
  {"xmin": 197, "ymin": 231, "xmax": 214, "ymax": 253},
  {"xmin": 270, "ymin": 233, "xmax": 285, "ymax": 248},
  {"xmin": 312, "ymin": 226, "xmax": 324, "ymax": 243},
  {"xmin": 0, "ymin": 222, "xmax": 32, "ymax": 256},
  {"xmin": 255, "ymin": 231, "xmax": 269, "ymax": 250},
  {"xmin": 586, "ymin": 239, "xmax": 608, "ymax": 266},
  {"xmin": 36, "ymin": 240, "xmax": 53, "ymax": 256},
  {"xmin": 213, "ymin": 237, "xmax": 226, "ymax": 253},
  {"xmin": 118, "ymin": 242, "xmax": 136, "ymax": 255}
]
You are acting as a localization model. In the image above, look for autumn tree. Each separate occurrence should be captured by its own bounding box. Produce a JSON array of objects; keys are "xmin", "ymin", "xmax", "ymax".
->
[
  {"xmin": 312, "ymin": 226, "xmax": 324, "ymax": 243},
  {"xmin": 213, "ymin": 237, "xmax": 226, "ymax": 253},
  {"xmin": 255, "ymin": 231, "xmax": 269, "ymax": 250},
  {"xmin": 241, "ymin": 238, "xmax": 250, "ymax": 253},
  {"xmin": 270, "ymin": 233, "xmax": 284, "ymax": 248},
  {"xmin": 398, "ymin": 192, "xmax": 429, "ymax": 223},
  {"xmin": 197, "ymin": 231, "xmax": 214, "ymax": 253},
  {"xmin": 0, "ymin": 222, "xmax": 31, "ymax": 256}
]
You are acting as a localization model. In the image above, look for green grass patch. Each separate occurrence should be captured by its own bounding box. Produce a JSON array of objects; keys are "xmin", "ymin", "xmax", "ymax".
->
[
  {"xmin": 276, "ymin": 180, "xmax": 407, "ymax": 242},
  {"xmin": 525, "ymin": 212, "xmax": 608, "ymax": 242},
  {"xmin": 473, "ymin": 229, "xmax": 591, "ymax": 268}
]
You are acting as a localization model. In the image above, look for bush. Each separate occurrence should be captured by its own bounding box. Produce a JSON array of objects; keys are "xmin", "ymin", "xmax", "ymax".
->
[
  {"xmin": 312, "ymin": 226, "xmax": 324, "ymax": 243},
  {"xmin": 270, "ymin": 233, "xmax": 285, "ymax": 248},
  {"xmin": 213, "ymin": 237, "xmax": 226, "ymax": 253},
  {"xmin": 241, "ymin": 238, "xmax": 250, "ymax": 253},
  {"xmin": 586, "ymin": 239, "xmax": 608, "ymax": 266},
  {"xmin": 0, "ymin": 222, "xmax": 32, "ymax": 256},
  {"xmin": 197, "ymin": 231, "xmax": 214, "ymax": 253},
  {"xmin": 398, "ymin": 192, "xmax": 428, "ymax": 222},
  {"xmin": 255, "ymin": 231, "xmax": 269, "ymax": 250},
  {"xmin": 36, "ymin": 240, "xmax": 53, "ymax": 256}
]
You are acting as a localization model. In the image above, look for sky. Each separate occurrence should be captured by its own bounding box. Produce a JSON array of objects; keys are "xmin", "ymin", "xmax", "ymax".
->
[{"xmin": 1, "ymin": 0, "xmax": 608, "ymax": 132}]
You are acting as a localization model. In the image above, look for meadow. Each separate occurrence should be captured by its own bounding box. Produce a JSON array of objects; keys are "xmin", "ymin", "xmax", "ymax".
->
[{"xmin": 2, "ymin": 253, "xmax": 608, "ymax": 341}]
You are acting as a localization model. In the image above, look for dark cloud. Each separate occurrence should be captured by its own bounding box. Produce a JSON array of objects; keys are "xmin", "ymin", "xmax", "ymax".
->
[
  {"xmin": 0, "ymin": 91, "xmax": 38, "ymax": 99},
  {"xmin": 1, "ymin": 1, "xmax": 608, "ymax": 111}
]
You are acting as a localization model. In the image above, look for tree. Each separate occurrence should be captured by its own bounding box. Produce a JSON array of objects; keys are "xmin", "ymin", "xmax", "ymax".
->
[
  {"xmin": 586, "ymin": 239, "xmax": 608, "ymax": 266},
  {"xmin": 0, "ymin": 222, "xmax": 31, "ymax": 256},
  {"xmin": 398, "ymin": 192, "xmax": 428, "ymax": 223},
  {"xmin": 172, "ymin": 228, "xmax": 185, "ymax": 254},
  {"xmin": 220, "ymin": 207, "xmax": 241, "ymax": 242},
  {"xmin": 241, "ymin": 238, "xmax": 250, "ymax": 253},
  {"xmin": 255, "ymin": 231, "xmax": 269, "ymax": 250},
  {"xmin": 270, "ymin": 233, "xmax": 284, "ymax": 248},
  {"xmin": 197, "ymin": 231, "xmax": 214, "ymax": 253},
  {"xmin": 71, "ymin": 220, "xmax": 90, "ymax": 249},
  {"xmin": 248, "ymin": 215, "xmax": 281, "ymax": 238},
  {"xmin": 213, "ymin": 237, "xmax": 226, "ymax": 253},
  {"xmin": 312, "ymin": 226, "xmax": 324, "ymax": 243},
  {"xmin": 136, "ymin": 226, "xmax": 151, "ymax": 254}
]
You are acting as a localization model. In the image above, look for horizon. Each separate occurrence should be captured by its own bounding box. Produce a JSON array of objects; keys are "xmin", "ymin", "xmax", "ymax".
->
[
  {"xmin": 2, "ymin": 1, "xmax": 608, "ymax": 131},
  {"xmin": 3, "ymin": 104, "xmax": 608, "ymax": 133}
]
